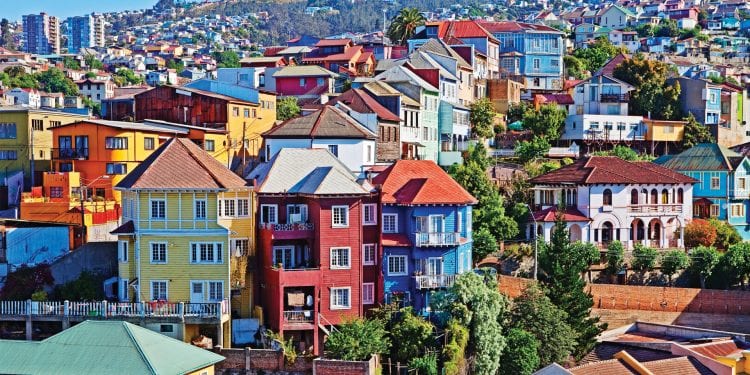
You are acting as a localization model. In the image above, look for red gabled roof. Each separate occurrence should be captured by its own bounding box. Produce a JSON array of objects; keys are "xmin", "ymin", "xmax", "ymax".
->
[
  {"xmin": 372, "ymin": 160, "xmax": 477, "ymax": 205},
  {"xmin": 535, "ymin": 93, "xmax": 574, "ymax": 105},
  {"xmin": 532, "ymin": 207, "xmax": 590, "ymax": 222},
  {"xmin": 529, "ymin": 156, "xmax": 697, "ymax": 185},
  {"xmin": 327, "ymin": 89, "xmax": 401, "ymax": 122},
  {"xmin": 263, "ymin": 46, "xmax": 286, "ymax": 57},
  {"xmin": 598, "ymin": 53, "xmax": 630, "ymax": 76},
  {"xmin": 443, "ymin": 20, "xmax": 499, "ymax": 42},
  {"xmin": 315, "ymin": 38, "xmax": 353, "ymax": 47}
]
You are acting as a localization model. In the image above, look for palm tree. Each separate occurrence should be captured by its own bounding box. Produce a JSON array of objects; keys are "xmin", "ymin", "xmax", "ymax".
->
[{"xmin": 387, "ymin": 8, "xmax": 426, "ymax": 46}]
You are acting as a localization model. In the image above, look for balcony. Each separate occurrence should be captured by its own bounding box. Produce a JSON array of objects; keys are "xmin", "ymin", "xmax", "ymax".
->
[
  {"xmin": 600, "ymin": 93, "xmax": 630, "ymax": 103},
  {"xmin": 52, "ymin": 148, "xmax": 89, "ymax": 160},
  {"xmin": 731, "ymin": 189, "xmax": 750, "ymax": 198},
  {"xmin": 415, "ymin": 274, "xmax": 457, "ymax": 289},
  {"xmin": 284, "ymin": 310, "xmax": 314, "ymax": 323},
  {"xmin": 415, "ymin": 232, "xmax": 460, "ymax": 247},
  {"xmin": 261, "ymin": 222, "xmax": 314, "ymax": 231},
  {"xmin": 627, "ymin": 204, "xmax": 683, "ymax": 215}
]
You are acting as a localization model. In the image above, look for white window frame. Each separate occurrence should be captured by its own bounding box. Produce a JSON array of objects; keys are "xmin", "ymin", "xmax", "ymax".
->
[
  {"xmin": 230, "ymin": 238, "xmax": 249, "ymax": 257},
  {"xmin": 332, "ymin": 205, "xmax": 349, "ymax": 227},
  {"xmin": 710, "ymin": 204, "xmax": 720, "ymax": 218},
  {"xmin": 260, "ymin": 204, "xmax": 278, "ymax": 224},
  {"xmin": 118, "ymin": 240, "xmax": 128, "ymax": 263},
  {"xmin": 731, "ymin": 203, "xmax": 745, "ymax": 218},
  {"xmin": 150, "ymin": 280, "xmax": 168, "ymax": 301},
  {"xmin": 330, "ymin": 247, "xmax": 351, "ymax": 269},
  {"xmin": 219, "ymin": 198, "xmax": 236, "ymax": 217},
  {"xmin": 207, "ymin": 280, "xmax": 224, "ymax": 302},
  {"xmin": 457, "ymin": 211, "xmax": 463, "ymax": 234},
  {"xmin": 362, "ymin": 283, "xmax": 375, "ymax": 305},
  {"xmin": 363, "ymin": 243, "xmax": 376, "ymax": 266},
  {"xmin": 382, "ymin": 213, "xmax": 398, "ymax": 233},
  {"xmin": 150, "ymin": 242, "xmax": 168, "ymax": 264},
  {"xmin": 362, "ymin": 204, "xmax": 377, "ymax": 225},
  {"xmin": 237, "ymin": 198, "xmax": 250, "ymax": 217},
  {"xmin": 120, "ymin": 278, "xmax": 129, "ymax": 301},
  {"xmin": 388, "ymin": 255, "xmax": 408, "ymax": 276},
  {"xmin": 150, "ymin": 199, "xmax": 166, "ymax": 220},
  {"xmin": 711, "ymin": 176, "xmax": 720, "ymax": 190},
  {"xmin": 330, "ymin": 287, "xmax": 351, "ymax": 310},
  {"xmin": 189, "ymin": 242, "xmax": 224, "ymax": 264},
  {"xmin": 286, "ymin": 204, "xmax": 308, "ymax": 223},
  {"xmin": 195, "ymin": 199, "xmax": 207, "ymax": 219}
]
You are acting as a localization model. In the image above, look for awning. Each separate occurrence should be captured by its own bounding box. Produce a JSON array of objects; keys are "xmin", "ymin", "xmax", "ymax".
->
[{"xmin": 403, "ymin": 141, "xmax": 426, "ymax": 148}]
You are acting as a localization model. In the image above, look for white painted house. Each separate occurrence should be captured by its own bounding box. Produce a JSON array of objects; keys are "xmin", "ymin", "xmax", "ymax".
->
[
  {"xmin": 262, "ymin": 105, "xmax": 377, "ymax": 174},
  {"xmin": 528, "ymin": 156, "xmax": 696, "ymax": 249}
]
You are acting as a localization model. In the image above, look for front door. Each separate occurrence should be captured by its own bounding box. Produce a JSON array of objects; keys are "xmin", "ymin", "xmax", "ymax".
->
[
  {"xmin": 427, "ymin": 257, "xmax": 443, "ymax": 275},
  {"xmin": 190, "ymin": 282, "xmax": 204, "ymax": 303}
]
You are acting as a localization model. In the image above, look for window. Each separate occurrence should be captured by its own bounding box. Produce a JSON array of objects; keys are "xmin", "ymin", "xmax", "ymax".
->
[
  {"xmin": 233, "ymin": 107, "xmax": 239, "ymax": 117},
  {"xmin": 631, "ymin": 189, "xmax": 639, "ymax": 205},
  {"xmin": 144, "ymin": 137, "xmax": 155, "ymax": 150},
  {"xmin": 231, "ymin": 239, "xmax": 249, "ymax": 256},
  {"xmin": 330, "ymin": 287, "xmax": 351, "ymax": 309},
  {"xmin": 363, "ymin": 244, "xmax": 376, "ymax": 266},
  {"xmin": 59, "ymin": 162, "xmax": 73, "ymax": 172},
  {"xmin": 603, "ymin": 189, "xmax": 613, "ymax": 206},
  {"xmin": 552, "ymin": 38, "xmax": 559, "ymax": 49},
  {"xmin": 533, "ymin": 58, "xmax": 540, "ymax": 69},
  {"xmin": 662, "ymin": 189, "xmax": 669, "ymax": 204},
  {"xmin": 551, "ymin": 59, "xmax": 559, "ymax": 67},
  {"xmin": 208, "ymin": 281, "xmax": 224, "ymax": 301},
  {"xmin": 300, "ymin": 78, "xmax": 306, "ymax": 87},
  {"xmin": 150, "ymin": 242, "xmax": 168, "ymax": 263},
  {"xmin": 650, "ymin": 189, "xmax": 658, "ymax": 204},
  {"xmin": 50, "ymin": 186, "xmax": 63, "ymax": 198},
  {"xmin": 105, "ymin": 137, "xmax": 128, "ymax": 149},
  {"xmin": 205, "ymin": 140, "xmax": 215, "ymax": 152},
  {"xmin": 330, "ymin": 247, "xmax": 351, "ymax": 269},
  {"xmin": 366, "ymin": 144, "xmax": 372, "ymax": 163},
  {"xmin": 190, "ymin": 242, "xmax": 223, "ymax": 264},
  {"xmin": 244, "ymin": 108, "xmax": 250, "ymax": 118},
  {"xmin": 195, "ymin": 199, "xmax": 207, "ymax": 219},
  {"xmin": 457, "ymin": 211, "xmax": 463, "ymax": 233},
  {"xmin": 0, "ymin": 149, "xmax": 17, "ymax": 160},
  {"xmin": 49, "ymin": 120, "xmax": 61, "ymax": 128},
  {"xmin": 711, "ymin": 177, "xmax": 720, "ymax": 190},
  {"xmin": 0, "ymin": 123, "xmax": 16, "ymax": 139},
  {"xmin": 106, "ymin": 163, "xmax": 128, "ymax": 175},
  {"xmin": 590, "ymin": 122, "xmax": 600, "ymax": 129},
  {"xmin": 237, "ymin": 199, "xmax": 249, "ymax": 216},
  {"xmin": 332, "ymin": 205, "xmax": 349, "ymax": 227},
  {"xmin": 150, "ymin": 200, "xmax": 166, "ymax": 219},
  {"xmin": 119, "ymin": 241, "xmax": 128, "ymax": 262},
  {"xmin": 287, "ymin": 204, "xmax": 308, "ymax": 223},
  {"xmin": 664, "ymin": 125, "xmax": 675, "ymax": 134},
  {"xmin": 31, "ymin": 119, "xmax": 43, "ymax": 131},
  {"xmin": 710, "ymin": 204, "xmax": 720, "ymax": 218},
  {"xmin": 220, "ymin": 199, "xmax": 235, "ymax": 217},
  {"xmin": 677, "ymin": 188, "xmax": 684, "ymax": 204},
  {"xmin": 740, "ymin": 178, "xmax": 747, "ymax": 190},
  {"xmin": 328, "ymin": 144, "xmax": 338, "ymax": 157},
  {"xmin": 732, "ymin": 203, "xmax": 745, "ymax": 217},
  {"xmin": 150, "ymin": 281, "xmax": 168, "ymax": 300},
  {"xmin": 317, "ymin": 78, "xmax": 324, "ymax": 86},
  {"xmin": 388, "ymin": 255, "xmax": 407, "ymax": 276},
  {"xmin": 383, "ymin": 214, "xmax": 397, "ymax": 233},
  {"xmin": 252, "ymin": 109, "xmax": 257, "ymax": 118},
  {"xmin": 362, "ymin": 283, "xmax": 374, "ymax": 305},
  {"xmin": 160, "ymin": 324, "xmax": 173, "ymax": 333},
  {"xmin": 261, "ymin": 204, "xmax": 278, "ymax": 224},
  {"xmin": 120, "ymin": 279, "xmax": 129, "ymax": 301},
  {"xmin": 363, "ymin": 204, "xmax": 377, "ymax": 225}
]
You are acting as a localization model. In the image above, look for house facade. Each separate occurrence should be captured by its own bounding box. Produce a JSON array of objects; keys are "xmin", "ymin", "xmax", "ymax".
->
[
  {"xmin": 528, "ymin": 156, "xmax": 696, "ymax": 249},
  {"xmin": 75, "ymin": 78, "xmax": 115, "ymax": 104},
  {"xmin": 373, "ymin": 160, "xmax": 476, "ymax": 314}
]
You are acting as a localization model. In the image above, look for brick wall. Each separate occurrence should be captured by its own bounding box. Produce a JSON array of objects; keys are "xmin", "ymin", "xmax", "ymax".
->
[
  {"xmin": 213, "ymin": 348, "xmax": 375, "ymax": 375},
  {"xmin": 313, "ymin": 356, "xmax": 378, "ymax": 375}
]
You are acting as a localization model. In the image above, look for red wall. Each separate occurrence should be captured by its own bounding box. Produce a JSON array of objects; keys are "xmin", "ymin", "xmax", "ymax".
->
[{"xmin": 275, "ymin": 76, "xmax": 329, "ymax": 96}]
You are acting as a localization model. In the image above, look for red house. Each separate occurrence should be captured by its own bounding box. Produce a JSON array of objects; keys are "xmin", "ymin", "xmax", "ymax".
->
[
  {"xmin": 301, "ymin": 39, "xmax": 376, "ymax": 77},
  {"xmin": 248, "ymin": 148, "xmax": 379, "ymax": 354},
  {"xmin": 271, "ymin": 65, "xmax": 339, "ymax": 101}
]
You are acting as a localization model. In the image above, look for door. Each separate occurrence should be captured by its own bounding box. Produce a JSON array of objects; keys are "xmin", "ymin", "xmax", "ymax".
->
[
  {"xmin": 429, "ymin": 215, "xmax": 445, "ymax": 244},
  {"xmin": 273, "ymin": 246, "xmax": 295, "ymax": 268},
  {"xmin": 427, "ymin": 257, "xmax": 443, "ymax": 275},
  {"xmin": 190, "ymin": 282, "xmax": 204, "ymax": 303}
]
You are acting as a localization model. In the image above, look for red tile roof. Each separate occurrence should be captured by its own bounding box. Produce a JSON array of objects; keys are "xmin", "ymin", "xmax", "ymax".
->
[
  {"xmin": 315, "ymin": 39, "xmax": 353, "ymax": 47},
  {"xmin": 327, "ymin": 89, "xmax": 401, "ymax": 122},
  {"xmin": 642, "ymin": 357, "xmax": 714, "ymax": 375},
  {"xmin": 529, "ymin": 157, "xmax": 697, "ymax": 185},
  {"xmin": 443, "ymin": 20, "xmax": 499, "ymax": 42},
  {"xmin": 116, "ymin": 138, "xmax": 247, "ymax": 190},
  {"xmin": 372, "ymin": 160, "xmax": 477, "ymax": 205},
  {"xmin": 688, "ymin": 340, "xmax": 744, "ymax": 358},
  {"xmin": 532, "ymin": 207, "xmax": 590, "ymax": 222},
  {"xmin": 598, "ymin": 53, "xmax": 630, "ymax": 76},
  {"xmin": 535, "ymin": 93, "xmax": 574, "ymax": 105},
  {"xmin": 382, "ymin": 233, "xmax": 412, "ymax": 247},
  {"xmin": 569, "ymin": 359, "xmax": 637, "ymax": 374}
]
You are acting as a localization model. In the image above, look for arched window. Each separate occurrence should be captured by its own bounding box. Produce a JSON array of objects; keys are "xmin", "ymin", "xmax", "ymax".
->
[
  {"xmin": 661, "ymin": 189, "xmax": 669, "ymax": 204},
  {"xmin": 603, "ymin": 189, "xmax": 613, "ymax": 206},
  {"xmin": 650, "ymin": 189, "xmax": 658, "ymax": 204},
  {"xmin": 631, "ymin": 189, "xmax": 639, "ymax": 205},
  {"xmin": 677, "ymin": 188, "xmax": 684, "ymax": 204}
]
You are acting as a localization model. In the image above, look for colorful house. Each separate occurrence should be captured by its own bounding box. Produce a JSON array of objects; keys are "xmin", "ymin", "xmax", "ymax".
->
[
  {"xmin": 301, "ymin": 39, "xmax": 376, "ymax": 77},
  {"xmin": 113, "ymin": 137, "xmax": 251, "ymax": 347},
  {"xmin": 372, "ymin": 160, "xmax": 476, "ymax": 315},
  {"xmin": 656, "ymin": 143, "xmax": 750, "ymax": 240},
  {"xmin": 269, "ymin": 66, "xmax": 339, "ymax": 101},
  {"xmin": 247, "ymin": 148, "xmax": 377, "ymax": 355}
]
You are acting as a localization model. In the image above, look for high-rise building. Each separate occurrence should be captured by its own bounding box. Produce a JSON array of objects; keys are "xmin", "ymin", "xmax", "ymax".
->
[
  {"xmin": 22, "ymin": 13, "xmax": 60, "ymax": 54},
  {"xmin": 65, "ymin": 14, "xmax": 105, "ymax": 53}
]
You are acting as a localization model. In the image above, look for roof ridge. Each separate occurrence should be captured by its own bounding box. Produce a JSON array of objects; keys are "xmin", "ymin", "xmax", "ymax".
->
[
  {"xmin": 583, "ymin": 157, "xmax": 636, "ymax": 184},
  {"xmin": 178, "ymin": 138, "xmax": 233, "ymax": 189},
  {"xmin": 122, "ymin": 322, "xmax": 158, "ymax": 375},
  {"xmin": 309, "ymin": 107, "xmax": 327, "ymax": 138}
]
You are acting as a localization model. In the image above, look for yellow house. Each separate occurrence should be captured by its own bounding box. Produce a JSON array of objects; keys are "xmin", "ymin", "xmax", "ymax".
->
[
  {"xmin": 644, "ymin": 119, "xmax": 686, "ymax": 155},
  {"xmin": 113, "ymin": 137, "xmax": 251, "ymax": 348},
  {"xmin": 0, "ymin": 107, "xmax": 88, "ymax": 188}
]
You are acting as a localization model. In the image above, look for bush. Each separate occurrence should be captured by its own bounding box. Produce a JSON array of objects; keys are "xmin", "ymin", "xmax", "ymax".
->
[
  {"xmin": 498, "ymin": 328, "xmax": 540, "ymax": 375},
  {"xmin": 660, "ymin": 250, "xmax": 689, "ymax": 284},
  {"xmin": 684, "ymin": 219, "xmax": 717, "ymax": 248},
  {"xmin": 606, "ymin": 241, "xmax": 625, "ymax": 276},
  {"xmin": 0, "ymin": 264, "xmax": 54, "ymax": 300},
  {"xmin": 390, "ymin": 307, "xmax": 434, "ymax": 362},
  {"xmin": 409, "ymin": 353, "xmax": 438, "ymax": 375},
  {"xmin": 709, "ymin": 219, "xmax": 741, "ymax": 250},
  {"xmin": 53, "ymin": 271, "xmax": 104, "ymax": 300},
  {"xmin": 632, "ymin": 244, "xmax": 658, "ymax": 272},
  {"xmin": 325, "ymin": 318, "xmax": 390, "ymax": 361},
  {"xmin": 442, "ymin": 320, "xmax": 469, "ymax": 375}
]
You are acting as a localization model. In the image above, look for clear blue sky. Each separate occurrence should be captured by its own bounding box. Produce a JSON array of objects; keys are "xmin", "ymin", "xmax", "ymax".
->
[{"xmin": 0, "ymin": 1, "xmax": 157, "ymax": 22}]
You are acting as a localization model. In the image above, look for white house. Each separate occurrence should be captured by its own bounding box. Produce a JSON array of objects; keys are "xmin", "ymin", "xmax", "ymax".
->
[
  {"xmin": 75, "ymin": 78, "xmax": 115, "ymax": 103},
  {"xmin": 6, "ymin": 88, "xmax": 40, "ymax": 108},
  {"xmin": 598, "ymin": 5, "xmax": 637, "ymax": 30},
  {"xmin": 261, "ymin": 105, "xmax": 377, "ymax": 174},
  {"xmin": 528, "ymin": 156, "xmax": 696, "ymax": 249}
]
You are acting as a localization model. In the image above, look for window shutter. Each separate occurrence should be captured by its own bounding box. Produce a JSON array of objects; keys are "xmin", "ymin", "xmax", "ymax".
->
[
  {"xmin": 191, "ymin": 244, "xmax": 197, "ymax": 263},
  {"xmin": 216, "ymin": 243, "xmax": 223, "ymax": 262}
]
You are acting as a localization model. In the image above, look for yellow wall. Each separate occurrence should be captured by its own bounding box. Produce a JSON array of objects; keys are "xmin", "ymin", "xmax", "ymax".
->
[
  {"xmin": 645, "ymin": 120, "xmax": 685, "ymax": 142},
  {"xmin": 186, "ymin": 365, "xmax": 215, "ymax": 375},
  {"xmin": 223, "ymin": 92, "xmax": 277, "ymax": 164}
]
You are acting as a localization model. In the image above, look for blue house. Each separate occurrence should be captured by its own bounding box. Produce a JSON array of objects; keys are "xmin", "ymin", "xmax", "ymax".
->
[
  {"xmin": 372, "ymin": 160, "xmax": 476, "ymax": 314},
  {"xmin": 669, "ymin": 77, "xmax": 722, "ymax": 127},
  {"xmin": 655, "ymin": 144, "xmax": 750, "ymax": 240}
]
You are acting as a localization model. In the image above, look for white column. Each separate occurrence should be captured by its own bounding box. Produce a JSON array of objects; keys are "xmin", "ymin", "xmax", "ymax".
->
[
  {"xmin": 679, "ymin": 225, "xmax": 685, "ymax": 248},
  {"xmin": 660, "ymin": 223, "xmax": 667, "ymax": 248}
]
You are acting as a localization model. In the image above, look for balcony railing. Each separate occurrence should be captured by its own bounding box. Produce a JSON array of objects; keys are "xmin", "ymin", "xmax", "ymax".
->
[
  {"xmin": 731, "ymin": 189, "xmax": 750, "ymax": 198},
  {"xmin": 0, "ymin": 299, "xmax": 229, "ymax": 319},
  {"xmin": 415, "ymin": 232, "xmax": 460, "ymax": 247},
  {"xmin": 283, "ymin": 310, "xmax": 314, "ymax": 323},
  {"xmin": 415, "ymin": 274, "xmax": 457, "ymax": 289},
  {"xmin": 260, "ymin": 222, "xmax": 314, "ymax": 231},
  {"xmin": 52, "ymin": 148, "xmax": 89, "ymax": 160},
  {"xmin": 627, "ymin": 204, "xmax": 683, "ymax": 214},
  {"xmin": 600, "ymin": 93, "xmax": 630, "ymax": 103}
]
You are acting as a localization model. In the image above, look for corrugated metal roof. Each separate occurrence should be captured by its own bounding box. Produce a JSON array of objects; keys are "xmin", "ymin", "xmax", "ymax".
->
[
  {"xmin": 51, "ymin": 119, "xmax": 190, "ymax": 134},
  {"xmin": 272, "ymin": 65, "xmax": 339, "ymax": 78},
  {"xmin": 655, "ymin": 143, "xmax": 742, "ymax": 171},
  {"xmin": 0, "ymin": 321, "xmax": 224, "ymax": 375},
  {"xmin": 263, "ymin": 106, "xmax": 377, "ymax": 139}
]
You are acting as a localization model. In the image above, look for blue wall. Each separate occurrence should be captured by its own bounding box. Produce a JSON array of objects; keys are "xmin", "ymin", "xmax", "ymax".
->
[{"xmin": 6, "ymin": 227, "xmax": 70, "ymax": 267}]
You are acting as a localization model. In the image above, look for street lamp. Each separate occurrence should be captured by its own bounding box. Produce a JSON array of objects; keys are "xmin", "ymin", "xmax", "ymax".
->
[
  {"xmin": 522, "ymin": 202, "xmax": 538, "ymax": 280},
  {"xmin": 79, "ymin": 175, "xmax": 111, "ymax": 244}
]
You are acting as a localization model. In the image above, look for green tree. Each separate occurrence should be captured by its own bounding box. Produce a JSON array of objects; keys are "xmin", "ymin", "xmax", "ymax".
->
[
  {"xmin": 277, "ymin": 96, "xmax": 301, "ymax": 121},
  {"xmin": 631, "ymin": 244, "xmax": 659, "ymax": 273},
  {"xmin": 0, "ymin": 264, "xmax": 54, "ymax": 300},
  {"xmin": 563, "ymin": 55, "xmax": 587, "ymax": 79},
  {"xmin": 470, "ymin": 97, "xmax": 497, "ymax": 139},
  {"xmin": 510, "ymin": 285, "xmax": 577, "ymax": 366},
  {"xmin": 613, "ymin": 56, "xmax": 682, "ymax": 120},
  {"xmin": 635, "ymin": 23, "xmax": 655, "ymax": 37},
  {"xmin": 498, "ymin": 329, "xmax": 539, "ymax": 375},
  {"xmin": 84, "ymin": 54, "xmax": 104, "ymax": 70},
  {"xmin": 62, "ymin": 57, "xmax": 80, "ymax": 70},
  {"xmin": 114, "ymin": 68, "xmax": 143, "ymax": 86},
  {"xmin": 214, "ymin": 50, "xmax": 240, "ymax": 68},
  {"xmin": 655, "ymin": 19, "xmax": 680, "ymax": 37},
  {"xmin": 324, "ymin": 318, "xmax": 390, "ymax": 361},
  {"xmin": 386, "ymin": 8, "xmax": 425, "ymax": 45},
  {"xmin": 409, "ymin": 353, "xmax": 438, "ymax": 375},
  {"xmin": 689, "ymin": 246, "xmax": 721, "ymax": 289},
  {"xmin": 166, "ymin": 59, "xmax": 185, "ymax": 73},
  {"xmin": 572, "ymin": 37, "xmax": 622, "ymax": 72},
  {"xmin": 606, "ymin": 240, "xmax": 625, "ymax": 276},
  {"xmin": 53, "ymin": 271, "xmax": 104, "ymax": 300},
  {"xmin": 507, "ymin": 101, "xmax": 530, "ymax": 124},
  {"xmin": 390, "ymin": 307, "xmax": 434, "ymax": 362},
  {"xmin": 660, "ymin": 250, "xmax": 689, "ymax": 285},
  {"xmin": 472, "ymin": 227, "xmax": 498, "ymax": 263},
  {"xmin": 522, "ymin": 104, "xmax": 567, "ymax": 140},
  {"xmin": 725, "ymin": 242, "xmax": 750, "ymax": 287},
  {"xmin": 539, "ymin": 210, "xmax": 604, "ymax": 358},
  {"xmin": 592, "ymin": 145, "xmax": 641, "ymax": 161},
  {"xmin": 442, "ymin": 320, "xmax": 469, "ymax": 375},
  {"xmin": 36, "ymin": 68, "xmax": 78, "ymax": 96},
  {"xmin": 709, "ymin": 218, "xmax": 742, "ymax": 250},
  {"xmin": 515, "ymin": 136, "xmax": 551, "ymax": 163},
  {"xmin": 681, "ymin": 113, "xmax": 714, "ymax": 149},
  {"xmin": 82, "ymin": 97, "xmax": 101, "ymax": 117}
]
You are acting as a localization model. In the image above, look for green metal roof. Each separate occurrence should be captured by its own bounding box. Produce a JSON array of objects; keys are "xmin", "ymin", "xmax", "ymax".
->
[
  {"xmin": 654, "ymin": 143, "xmax": 743, "ymax": 171},
  {"xmin": 0, "ymin": 320, "xmax": 224, "ymax": 375}
]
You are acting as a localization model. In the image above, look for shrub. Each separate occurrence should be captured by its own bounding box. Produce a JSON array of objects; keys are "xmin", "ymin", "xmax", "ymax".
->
[{"xmin": 684, "ymin": 219, "xmax": 717, "ymax": 248}]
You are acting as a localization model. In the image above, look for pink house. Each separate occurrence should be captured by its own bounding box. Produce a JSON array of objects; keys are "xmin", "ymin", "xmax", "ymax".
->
[{"xmin": 271, "ymin": 65, "xmax": 339, "ymax": 101}]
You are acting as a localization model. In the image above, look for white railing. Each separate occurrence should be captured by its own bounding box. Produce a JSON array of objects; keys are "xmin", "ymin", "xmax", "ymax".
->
[
  {"xmin": 627, "ymin": 204, "xmax": 683, "ymax": 214},
  {"xmin": 260, "ymin": 223, "xmax": 314, "ymax": 231},
  {"xmin": 0, "ymin": 299, "xmax": 229, "ymax": 319},
  {"xmin": 401, "ymin": 127, "xmax": 421, "ymax": 143},
  {"xmin": 415, "ymin": 232, "xmax": 460, "ymax": 247},
  {"xmin": 731, "ymin": 189, "xmax": 750, "ymax": 197},
  {"xmin": 415, "ymin": 274, "xmax": 457, "ymax": 289},
  {"xmin": 284, "ymin": 310, "xmax": 314, "ymax": 323}
]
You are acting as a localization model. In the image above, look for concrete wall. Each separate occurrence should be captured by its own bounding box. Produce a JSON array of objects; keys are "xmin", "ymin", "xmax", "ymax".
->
[
  {"xmin": 49, "ymin": 241, "xmax": 117, "ymax": 286},
  {"xmin": 212, "ymin": 347, "xmax": 377, "ymax": 375}
]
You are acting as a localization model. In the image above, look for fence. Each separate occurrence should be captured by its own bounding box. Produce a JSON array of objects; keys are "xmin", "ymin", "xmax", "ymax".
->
[{"xmin": 0, "ymin": 299, "xmax": 229, "ymax": 319}]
